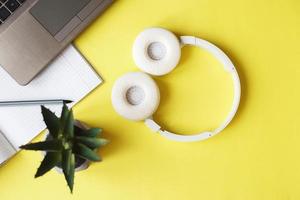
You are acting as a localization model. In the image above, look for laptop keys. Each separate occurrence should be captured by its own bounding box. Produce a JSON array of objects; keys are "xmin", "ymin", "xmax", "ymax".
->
[
  {"xmin": 0, "ymin": 0, "xmax": 25, "ymax": 25},
  {"xmin": 0, "ymin": 6, "xmax": 10, "ymax": 21},
  {"xmin": 6, "ymin": 0, "xmax": 20, "ymax": 12}
]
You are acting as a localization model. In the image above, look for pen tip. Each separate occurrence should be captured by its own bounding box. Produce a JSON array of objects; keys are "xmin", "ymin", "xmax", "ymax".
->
[{"xmin": 63, "ymin": 100, "xmax": 73, "ymax": 104}]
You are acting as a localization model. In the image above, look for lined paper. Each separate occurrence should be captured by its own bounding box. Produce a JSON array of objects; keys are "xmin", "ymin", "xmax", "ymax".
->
[{"xmin": 0, "ymin": 45, "xmax": 102, "ymax": 153}]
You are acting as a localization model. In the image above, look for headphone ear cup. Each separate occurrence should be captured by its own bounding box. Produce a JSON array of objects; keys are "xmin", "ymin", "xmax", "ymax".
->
[
  {"xmin": 133, "ymin": 27, "xmax": 181, "ymax": 76},
  {"xmin": 111, "ymin": 72, "xmax": 160, "ymax": 121}
]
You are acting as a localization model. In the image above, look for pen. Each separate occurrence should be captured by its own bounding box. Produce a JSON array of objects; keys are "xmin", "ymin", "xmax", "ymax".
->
[{"xmin": 0, "ymin": 99, "xmax": 73, "ymax": 106}]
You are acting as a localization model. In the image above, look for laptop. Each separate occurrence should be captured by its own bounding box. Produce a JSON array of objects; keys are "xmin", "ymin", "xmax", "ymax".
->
[{"xmin": 0, "ymin": 0, "xmax": 113, "ymax": 85}]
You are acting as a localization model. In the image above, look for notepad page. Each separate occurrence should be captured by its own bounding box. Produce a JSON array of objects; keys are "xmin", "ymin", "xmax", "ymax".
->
[
  {"xmin": 0, "ymin": 130, "xmax": 16, "ymax": 164},
  {"xmin": 0, "ymin": 45, "xmax": 102, "ymax": 149}
]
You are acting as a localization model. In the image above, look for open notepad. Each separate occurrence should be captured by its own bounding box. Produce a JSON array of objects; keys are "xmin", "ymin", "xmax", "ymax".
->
[{"xmin": 0, "ymin": 45, "xmax": 102, "ymax": 164}]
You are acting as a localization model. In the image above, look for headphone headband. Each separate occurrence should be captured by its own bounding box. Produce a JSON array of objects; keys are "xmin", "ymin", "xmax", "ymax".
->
[{"xmin": 145, "ymin": 36, "xmax": 241, "ymax": 142}]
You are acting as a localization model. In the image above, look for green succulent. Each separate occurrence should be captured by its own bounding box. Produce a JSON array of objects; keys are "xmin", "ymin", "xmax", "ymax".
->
[{"xmin": 20, "ymin": 103, "xmax": 108, "ymax": 193}]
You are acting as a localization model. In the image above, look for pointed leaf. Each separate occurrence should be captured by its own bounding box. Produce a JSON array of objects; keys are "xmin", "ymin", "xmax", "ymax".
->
[
  {"xmin": 86, "ymin": 128, "xmax": 102, "ymax": 137},
  {"xmin": 74, "ymin": 143, "xmax": 101, "ymax": 161},
  {"xmin": 76, "ymin": 137, "xmax": 108, "ymax": 149},
  {"xmin": 65, "ymin": 154, "xmax": 75, "ymax": 193},
  {"xmin": 20, "ymin": 140, "xmax": 62, "ymax": 152},
  {"xmin": 62, "ymin": 149, "xmax": 72, "ymax": 175},
  {"xmin": 63, "ymin": 109, "xmax": 74, "ymax": 138},
  {"xmin": 62, "ymin": 149, "xmax": 75, "ymax": 193},
  {"xmin": 60, "ymin": 103, "xmax": 70, "ymax": 129},
  {"xmin": 35, "ymin": 152, "xmax": 61, "ymax": 178},
  {"xmin": 76, "ymin": 128, "xmax": 102, "ymax": 137},
  {"xmin": 41, "ymin": 106, "xmax": 60, "ymax": 138}
]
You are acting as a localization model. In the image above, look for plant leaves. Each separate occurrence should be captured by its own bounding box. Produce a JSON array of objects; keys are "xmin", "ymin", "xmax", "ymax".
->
[
  {"xmin": 74, "ymin": 143, "xmax": 101, "ymax": 161},
  {"xmin": 35, "ymin": 152, "xmax": 61, "ymax": 178},
  {"xmin": 60, "ymin": 103, "xmax": 70, "ymax": 129},
  {"xmin": 76, "ymin": 137, "xmax": 108, "ymax": 149},
  {"xmin": 19, "ymin": 140, "xmax": 62, "ymax": 152},
  {"xmin": 83, "ymin": 128, "xmax": 102, "ymax": 137},
  {"xmin": 41, "ymin": 106, "xmax": 60, "ymax": 138},
  {"xmin": 63, "ymin": 109, "xmax": 74, "ymax": 138},
  {"xmin": 66, "ymin": 154, "xmax": 75, "ymax": 193},
  {"xmin": 74, "ymin": 127, "xmax": 102, "ymax": 138},
  {"xmin": 62, "ymin": 149, "xmax": 72, "ymax": 175},
  {"xmin": 62, "ymin": 149, "xmax": 75, "ymax": 193}
]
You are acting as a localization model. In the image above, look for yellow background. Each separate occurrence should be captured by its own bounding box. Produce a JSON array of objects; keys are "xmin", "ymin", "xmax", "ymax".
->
[{"xmin": 1, "ymin": 0, "xmax": 300, "ymax": 199}]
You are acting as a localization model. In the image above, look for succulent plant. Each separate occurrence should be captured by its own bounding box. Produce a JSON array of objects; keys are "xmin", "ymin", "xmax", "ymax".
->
[{"xmin": 20, "ymin": 103, "xmax": 108, "ymax": 193}]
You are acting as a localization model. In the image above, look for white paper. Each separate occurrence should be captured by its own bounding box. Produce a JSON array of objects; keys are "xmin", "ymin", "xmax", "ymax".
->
[{"xmin": 0, "ymin": 45, "xmax": 102, "ymax": 151}]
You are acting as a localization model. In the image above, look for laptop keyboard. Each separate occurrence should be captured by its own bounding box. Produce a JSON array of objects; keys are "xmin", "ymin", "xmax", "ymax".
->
[{"xmin": 0, "ymin": 0, "xmax": 26, "ymax": 25}]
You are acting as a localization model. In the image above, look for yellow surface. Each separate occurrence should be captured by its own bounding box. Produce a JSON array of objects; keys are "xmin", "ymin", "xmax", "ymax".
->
[{"xmin": 1, "ymin": 0, "xmax": 300, "ymax": 199}]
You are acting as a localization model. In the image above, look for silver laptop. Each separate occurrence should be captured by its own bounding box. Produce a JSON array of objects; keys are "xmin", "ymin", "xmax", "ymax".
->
[{"xmin": 0, "ymin": 0, "xmax": 113, "ymax": 85}]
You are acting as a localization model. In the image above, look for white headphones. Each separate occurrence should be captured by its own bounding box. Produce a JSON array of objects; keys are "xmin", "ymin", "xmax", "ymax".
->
[{"xmin": 111, "ymin": 27, "xmax": 241, "ymax": 142}]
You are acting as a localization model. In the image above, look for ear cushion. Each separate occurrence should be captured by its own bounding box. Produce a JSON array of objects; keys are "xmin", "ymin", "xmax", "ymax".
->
[
  {"xmin": 132, "ymin": 28, "xmax": 181, "ymax": 76},
  {"xmin": 111, "ymin": 72, "xmax": 160, "ymax": 121}
]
